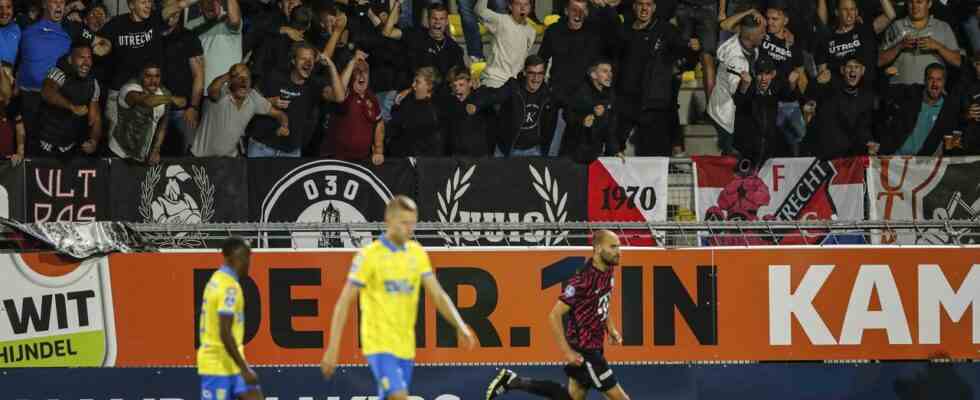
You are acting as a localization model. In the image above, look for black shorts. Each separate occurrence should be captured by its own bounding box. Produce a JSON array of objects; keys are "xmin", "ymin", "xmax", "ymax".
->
[{"xmin": 564, "ymin": 348, "xmax": 617, "ymax": 392}]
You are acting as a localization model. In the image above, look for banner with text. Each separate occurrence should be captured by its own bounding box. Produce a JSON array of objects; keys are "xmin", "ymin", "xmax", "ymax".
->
[
  {"xmin": 246, "ymin": 158, "xmax": 416, "ymax": 248},
  {"xmin": 869, "ymin": 157, "xmax": 980, "ymax": 244},
  {"xmin": 587, "ymin": 157, "xmax": 669, "ymax": 245},
  {"xmin": 2, "ymin": 248, "xmax": 977, "ymax": 368},
  {"xmin": 694, "ymin": 156, "xmax": 867, "ymax": 245},
  {"xmin": 416, "ymin": 158, "xmax": 588, "ymax": 246},
  {"xmin": 25, "ymin": 159, "xmax": 110, "ymax": 222}
]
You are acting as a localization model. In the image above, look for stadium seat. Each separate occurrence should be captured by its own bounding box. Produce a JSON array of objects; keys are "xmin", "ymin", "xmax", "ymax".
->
[
  {"xmin": 543, "ymin": 14, "xmax": 560, "ymax": 26},
  {"xmin": 471, "ymin": 61, "xmax": 487, "ymax": 82},
  {"xmin": 449, "ymin": 14, "xmax": 488, "ymax": 39}
]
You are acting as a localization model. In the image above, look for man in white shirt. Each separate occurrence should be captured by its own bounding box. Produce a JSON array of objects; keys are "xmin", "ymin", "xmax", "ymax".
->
[
  {"xmin": 477, "ymin": 0, "xmax": 536, "ymax": 89},
  {"xmin": 708, "ymin": 14, "xmax": 764, "ymax": 156}
]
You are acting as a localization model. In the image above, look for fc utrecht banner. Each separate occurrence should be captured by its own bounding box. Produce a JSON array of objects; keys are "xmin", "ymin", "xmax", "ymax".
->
[
  {"xmin": 694, "ymin": 157, "xmax": 867, "ymax": 245},
  {"xmin": 869, "ymin": 157, "xmax": 980, "ymax": 245},
  {"xmin": 588, "ymin": 157, "xmax": 669, "ymax": 245},
  {"xmin": 2, "ymin": 248, "xmax": 977, "ymax": 368},
  {"xmin": 416, "ymin": 158, "xmax": 588, "ymax": 246},
  {"xmin": 246, "ymin": 158, "xmax": 416, "ymax": 248}
]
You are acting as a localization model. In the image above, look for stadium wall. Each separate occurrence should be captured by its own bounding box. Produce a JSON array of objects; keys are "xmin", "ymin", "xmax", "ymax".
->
[{"xmin": 1, "ymin": 248, "xmax": 978, "ymax": 398}]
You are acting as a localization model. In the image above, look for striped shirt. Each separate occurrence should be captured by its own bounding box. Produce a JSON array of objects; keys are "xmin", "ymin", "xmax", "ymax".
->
[{"xmin": 560, "ymin": 259, "xmax": 614, "ymax": 350}]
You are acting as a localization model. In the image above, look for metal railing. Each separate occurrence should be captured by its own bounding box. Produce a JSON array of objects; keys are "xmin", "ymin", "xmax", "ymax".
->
[{"xmin": 114, "ymin": 219, "xmax": 980, "ymax": 249}]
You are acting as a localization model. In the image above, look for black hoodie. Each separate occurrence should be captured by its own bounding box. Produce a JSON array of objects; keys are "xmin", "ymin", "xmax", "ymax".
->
[{"xmin": 469, "ymin": 76, "xmax": 558, "ymax": 156}]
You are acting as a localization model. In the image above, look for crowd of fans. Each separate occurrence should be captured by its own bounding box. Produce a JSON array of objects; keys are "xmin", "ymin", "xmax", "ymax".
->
[{"xmin": 2, "ymin": 0, "xmax": 980, "ymax": 167}]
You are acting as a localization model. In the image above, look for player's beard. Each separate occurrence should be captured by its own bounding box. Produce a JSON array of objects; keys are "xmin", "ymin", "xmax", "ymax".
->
[{"xmin": 600, "ymin": 250, "xmax": 619, "ymax": 267}]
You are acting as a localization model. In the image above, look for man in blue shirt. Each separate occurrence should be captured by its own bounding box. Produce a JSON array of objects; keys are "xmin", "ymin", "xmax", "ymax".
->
[
  {"xmin": 0, "ymin": 0, "xmax": 19, "ymax": 65},
  {"xmin": 16, "ymin": 0, "xmax": 75, "ymax": 135}
]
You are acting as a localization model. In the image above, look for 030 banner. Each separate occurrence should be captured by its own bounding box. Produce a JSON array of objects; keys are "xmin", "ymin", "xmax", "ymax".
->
[
  {"xmin": 869, "ymin": 156, "xmax": 980, "ymax": 245},
  {"xmin": 694, "ymin": 156, "xmax": 867, "ymax": 245},
  {"xmin": 1, "ymin": 248, "xmax": 977, "ymax": 368}
]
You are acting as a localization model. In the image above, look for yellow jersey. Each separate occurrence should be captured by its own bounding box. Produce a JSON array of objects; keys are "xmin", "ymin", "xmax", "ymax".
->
[
  {"xmin": 348, "ymin": 235, "xmax": 432, "ymax": 360},
  {"xmin": 197, "ymin": 266, "xmax": 246, "ymax": 376}
]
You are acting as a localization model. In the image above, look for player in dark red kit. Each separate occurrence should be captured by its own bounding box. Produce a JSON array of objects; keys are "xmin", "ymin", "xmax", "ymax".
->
[{"xmin": 485, "ymin": 230, "xmax": 629, "ymax": 400}]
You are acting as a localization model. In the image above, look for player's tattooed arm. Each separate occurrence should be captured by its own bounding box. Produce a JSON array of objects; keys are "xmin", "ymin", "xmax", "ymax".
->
[
  {"xmin": 321, "ymin": 282, "xmax": 360, "ymax": 378},
  {"xmin": 422, "ymin": 274, "xmax": 476, "ymax": 350},
  {"xmin": 549, "ymin": 301, "xmax": 583, "ymax": 366}
]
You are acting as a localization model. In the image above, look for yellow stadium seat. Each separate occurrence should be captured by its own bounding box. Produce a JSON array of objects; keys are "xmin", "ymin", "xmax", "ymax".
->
[
  {"xmin": 682, "ymin": 71, "xmax": 696, "ymax": 82},
  {"xmin": 543, "ymin": 14, "xmax": 560, "ymax": 26},
  {"xmin": 528, "ymin": 19, "xmax": 545, "ymax": 35},
  {"xmin": 449, "ymin": 14, "xmax": 488, "ymax": 39},
  {"xmin": 470, "ymin": 61, "xmax": 487, "ymax": 82}
]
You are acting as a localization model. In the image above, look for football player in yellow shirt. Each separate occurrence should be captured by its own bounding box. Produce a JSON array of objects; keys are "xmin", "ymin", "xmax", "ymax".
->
[
  {"xmin": 197, "ymin": 237, "xmax": 262, "ymax": 400},
  {"xmin": 320, "ymin": 195, "xmax": 476, "ymax": 400}
]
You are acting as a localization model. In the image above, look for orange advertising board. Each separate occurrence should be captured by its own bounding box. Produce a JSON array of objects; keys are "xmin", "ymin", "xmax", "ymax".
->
[{"xmin": 3, "ymin": 248, "xmax": 978, "ymax": 368}]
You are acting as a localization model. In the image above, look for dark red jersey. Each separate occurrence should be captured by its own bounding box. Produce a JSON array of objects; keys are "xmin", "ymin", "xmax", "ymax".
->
[{"xmin": 559, "ymin": 259, "xmax": 614, "ymax": 350}]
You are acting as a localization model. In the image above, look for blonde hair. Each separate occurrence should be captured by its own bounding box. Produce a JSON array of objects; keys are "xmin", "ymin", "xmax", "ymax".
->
[
  {"xmin": 415, "ymin": 66, "xmax": 442, "ymax": 87},
  {"xmin": 385, "ymin": 195, "xmax": 418, "ymax": 216}
]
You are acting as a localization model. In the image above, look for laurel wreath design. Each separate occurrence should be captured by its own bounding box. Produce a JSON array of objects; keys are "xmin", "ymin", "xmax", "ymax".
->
[
  {"xmin": 138, "ymin": 164, "xmax": 216, "ymax": 248},
  {"xmin": 436, "ymin": 165, "xmax": 476, "ymax": 245},
  {"xmin": 436, "ymin": 164, "xmax": 568, "ymax": 245},
  {"xmin": 528, "ymin": 164, "xmax": 569, "ymax": 245}
]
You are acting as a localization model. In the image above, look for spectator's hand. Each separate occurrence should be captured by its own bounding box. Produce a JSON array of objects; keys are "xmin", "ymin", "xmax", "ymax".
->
[
  {"xmin": 395, "ymin": 89, "xmax": 410, "ymax": 105},
  {"xmin": 867, "ymin": 141, "xmax": 880, "ymax": 156},
  {"xmin": 788, "ymin": 69, "xmax": 801, "ymax": 85},
  {"xmin": 371, "ymin": 153, "xmax": 384, "ymax": 165},
  {"xmin": 148, "ymin": 150, "xmax": 161, "ymax": 165},
  {"xmin": 885, "ymin": 66, "xmax": 899, "ymax": 77},
  {"xmin": 718, "ymin": 9, "xmax": 726, "ymax": 21},
  {"xmin": 784, "ymin": 30, "xmax": 795, "ymax": 47},
  {"xmin": 355, "ymin": 49, "xmax": 369, "ymax": 62},
  {"xmin": 616, "ymin": 151, "xmax": 626, "ymax": 163},
  {"xmin": 689, "ymin": 38, "xmax": 701, "ymax": 52},
  {"xmin": 594, "ymin": 104, "xmax": 605, "ymax": 117},
  {"xmin": 466, "ymin": 104, "xmax": 477, "ymax": 115},
  {"xmin": 274, "ymin": 97, "xmax": 291, "ymax": 109},
  {"xmin": 71, "ymin": 104, "xmax": 89, "ymax": 117},
  {"xmin": 277, "ymin": 126, "xmax": 290, "ymax": 137},
  {"xmin": 968, "ymin": 104, "xmax": 980, "ymax": 121},
  {"xmin": 900, "ymin": 34, "xmax": 917, "ymax": 50},
  {"xmin": 67, "ymin": 0, "xmax": 85, "ymax": 11},
  {"xmin": 171, "ymin": 96, "xmax": 187, "ymax": 109},
  {"xmin": 184, "ymin": 107, "xmax": 199, "ymax": 129},
  {"xmin": 589, "ymin": 0, "xmax": 607, "ymax": 7},
  {"xmin": 750, "ymin": 9, "xmax": 765, "ymax": 25},
  {"xmin": 281, "ymin": 26, "xmax": 305, "ymax": 42},
  {"xmin": 389, "ymin": 0, "xmax": 401, "ymax": 12},
  {"xmin": 334, "ymin": 12, "xmax": 348, "ymax": 33},
  {"xmin": 9, "ymin": 152, "xmax": 23, "ymax": 166},
  {"xmin": 817, "ymin": 68, "xmax": 831, "ymax": 84},
  {"xmin": 918, "ymin": 36, "xmax": 943, "ymax": 52},
  {"xmin": 584, "ymin": 114, "xmax": 595, "ymax": 128},
  {"xmin": 738, "ymin": 70, "xmax": 752, "ymax": 92},
  {"xmin": 67, "ymin": 11, "xmax": 82, "ymax": 22},
  {"xmin": 81, "ymin": 139, "xmax": 98, "ymax": 155},
  {"xmin": 319, "ymin": 52, "xmax": 336, "ymax": 67},
  {"xmin": 93, "ymin": 37, "xmax": 111, "ymax": 56}
]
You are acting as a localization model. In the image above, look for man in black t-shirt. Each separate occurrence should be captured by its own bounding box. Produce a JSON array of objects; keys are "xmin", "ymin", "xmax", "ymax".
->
[
  {"xmin": 161, "ymin": 10, "xmax": 203, "ymax": 155},
  {"xmin": 93, "ymin": 0, "xmax": 193, "ymax": 138},
  {"xmin": 761, "ymin": 4, "xmax": 806, "ymax": 155},
  {"xmin": 245, "ymin": 42, "xmax": 344, "ymax": 158},
  {"xmin": 816, "ymin": 0, "xmax": 896, "ymax": 87}
]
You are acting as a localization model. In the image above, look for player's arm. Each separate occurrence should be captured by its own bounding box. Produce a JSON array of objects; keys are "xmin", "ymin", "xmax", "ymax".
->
[
  {"xmin": 548, "ymin": 301, "xmax": 583, "ymax": 365},
  {"xmin": 218, "ymin": 314, "xmax": 257, "ymax": 384},
  {"xmin": 321, "ymin": 281, "xmax": 359, "ymax": 378},
  {"xmin": 605, "ymin": 313, "xmax": 623, "ymax": 345},
  {"xmin": 422, "ymin": 274, "xmax": 476, "ymax": 349}
]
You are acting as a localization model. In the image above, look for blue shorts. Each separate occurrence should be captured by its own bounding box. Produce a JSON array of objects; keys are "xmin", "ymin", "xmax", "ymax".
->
[
  {"xmin": 200, "ymin": 374, "xmax": 259, "ymax": 400},
  {"xmin": 367, "ymin": 353, "xmax": 414, "ymax": 399}
]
